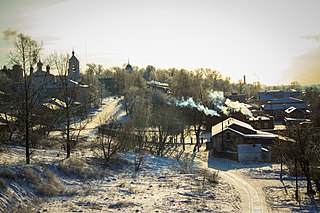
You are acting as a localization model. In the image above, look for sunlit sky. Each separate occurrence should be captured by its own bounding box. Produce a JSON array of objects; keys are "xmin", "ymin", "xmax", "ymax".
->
[{"xmin": 0, "ymin": 0, "xmax": 320, "ymax": 85}]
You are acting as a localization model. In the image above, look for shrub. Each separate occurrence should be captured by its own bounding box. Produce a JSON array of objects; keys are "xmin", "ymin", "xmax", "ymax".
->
[
  {"xmin": 0, "ymin": 178, "xmax": 7, "ymax": 191},
  {"xmin": 37, "ymin": 168, "xmax": 64, "ymax": 196},
  {"xmin": 197, "ymin": 169, "xmax": 219, "ymax": 184},
  {"xmin": 57, "ymin": 157, "xmax": 99, "ymax": 179},
  {"xmin": 0, "ymin": 168, "xmax": 16, "ymax": 181},
  {"xmin": 20, "ymin": 166, "xmax": 40, "ymax": 185},
  {"xmin": 206, "ymin": 170, "xmax": 219, "ymax": 184}
]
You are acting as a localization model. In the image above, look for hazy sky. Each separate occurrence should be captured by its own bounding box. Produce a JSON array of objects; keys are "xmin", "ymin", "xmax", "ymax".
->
[{"xmin": 0, "ymin": 0, "xmax": 320, "ymax": 85}]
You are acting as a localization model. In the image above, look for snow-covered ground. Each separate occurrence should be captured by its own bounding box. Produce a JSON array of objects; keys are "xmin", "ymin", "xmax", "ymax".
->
[{"xmin": 1, "ymin": 96, "xmax": 319, "ymax": 212}]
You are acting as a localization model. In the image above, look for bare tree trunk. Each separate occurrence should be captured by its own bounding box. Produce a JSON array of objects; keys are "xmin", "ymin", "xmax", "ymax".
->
[
  {"xmin": 66, "ymin": 116, "xmax": 71, "ymax": 158},
  {"xmin": 193, "ymin": 126, "xmax": 201, "ymax": 153}
]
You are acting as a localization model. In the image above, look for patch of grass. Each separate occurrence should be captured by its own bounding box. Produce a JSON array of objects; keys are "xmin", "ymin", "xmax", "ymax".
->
[
  {"xmin": 57, "ymin": 157, "xmax": 100, "ymax": 179},
  {"xmin": 108, "ymin": 201, "xmax": 136, "ymax": 209},
  {"xmin": 12, "ymin": 204, "xmax": 33, "ymax": 213},
  {"xmin": 19, "ymin": 165, "xmax": 64, "ymax": 196},
  {"xmin": 37, "ymin": 168, "xmax": 64, "ymax": 196},
  {"xmin": 0, "ymin": 168, "xmax": 16, "ymax": 181},
  {"xmin": 207, "ymin": 170, "xmax": 219, "ymax": 184},
  {"xmin": 197, "ymin": 169, "xmax": 219, "ymax": 184},
  {"xmin": 20, "ymin": 166, "xmax": 40, "ymax": 185}
]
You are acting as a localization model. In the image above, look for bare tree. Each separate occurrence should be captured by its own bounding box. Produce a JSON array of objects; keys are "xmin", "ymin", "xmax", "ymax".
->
[
  {"xmin": 47, "ymin": 52, "xmax": 88, "ymax": 158},
  {"xmin": 276, "ymin": 123, "xmax": 320, "ymax": 197},
  {"xmin": 8, "ymin": 33, "xmax": 43, "ymax": 164},
  {"xmin": 95, "ymin": 118, "xmax": 132, "ymax": 162}
]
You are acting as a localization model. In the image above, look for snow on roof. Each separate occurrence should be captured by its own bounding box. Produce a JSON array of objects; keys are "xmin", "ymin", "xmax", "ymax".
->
[
  {"xmin": 263, "ymin": 103, "xmax": 308, "ymax": 111},
  {"xmin": 211, "ymin": 117, "xmax": 255, "ymax": 137},
  {"xmin": 43, "ymin": 102, "xmax": 61, "ymax": 110},
  {"xmin": 48, "ymin": 98, "xmax": 67, "ymax": 108},
  {"xmin": 211, "ymin": 117, "xmax": 280, "ymax": 140},
  {"xmin": 249, "ymin": 115, "xmax": 273, "ymax": 121},
  {"xmin": 0, "ymin": 113, "xmax": 17, "ymax": 122},
  {"xmin": 267, "ymin": 97, "xmax": 304, "ymax": 104},
  {"xmin": 285, "ymin": 106, "xmax": 297, "ymax": 114}
]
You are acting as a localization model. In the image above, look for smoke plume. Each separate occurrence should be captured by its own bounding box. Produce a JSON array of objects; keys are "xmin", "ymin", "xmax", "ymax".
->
[
  {"xmin": 2, "ymin": 28, "xmax": 18, "ymax": 41},
  {"xmin": 169, "ymin": 91, "xmax": 253, "ymax": 118},
  {"xmin": 208, "ymin": 91, "xmax": 225, "ymax": 105},
  {"xmin": 168, "ymin": 97, "xmax": 220, "ymax": 117},
  {"xmin": 208, "ymin": 91, "xmax": 253, "ymax": 117},
  {"xmin": 218, "ymin": 99, "xmax": 253, "ymax": 117}
]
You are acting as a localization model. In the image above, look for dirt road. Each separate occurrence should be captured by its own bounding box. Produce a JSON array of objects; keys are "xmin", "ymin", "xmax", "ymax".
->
[
  {"xmin": 77, "ymin": 96, "xmax": 124, "ymax": 136},
  {"xmin": 194, "ymin": 149, "xmax": 268, "ymax": 213}
]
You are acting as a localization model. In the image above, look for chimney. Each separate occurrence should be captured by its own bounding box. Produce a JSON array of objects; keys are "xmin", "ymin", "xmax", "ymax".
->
[{"xmin": 243, "ymin": 75, "xmax": 246, "ymax": 84}]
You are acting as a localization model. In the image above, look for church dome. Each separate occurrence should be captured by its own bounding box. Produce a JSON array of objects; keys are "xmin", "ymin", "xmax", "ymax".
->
[{"xmin": 125, "ymin": 63, "xmax": 133, "ymax": 72}]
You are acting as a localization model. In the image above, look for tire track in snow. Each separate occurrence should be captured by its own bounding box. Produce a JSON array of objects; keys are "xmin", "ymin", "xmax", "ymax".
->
[
  {"xmin": 219, "ymin": 171, "xmax": 263, "ymax": 212},
  {"xmin": 194, "ymin": 151, "xmax": 265, "ymax": 212}
]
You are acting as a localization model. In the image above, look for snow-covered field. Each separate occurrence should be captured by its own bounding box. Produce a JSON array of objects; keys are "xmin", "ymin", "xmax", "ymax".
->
[
  {"xmin": 0, "ymin": 146, "xmax": 241, "ymax": 212},
  {"xmin": 1, "ymin": 96, "xmax": 319, "ymax": 212}
]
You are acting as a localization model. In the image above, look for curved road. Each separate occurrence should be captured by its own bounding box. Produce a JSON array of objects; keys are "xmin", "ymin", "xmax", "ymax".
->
[{"xmin": 195, "ymin": 150, "xmax": 268, "ymax": 213}]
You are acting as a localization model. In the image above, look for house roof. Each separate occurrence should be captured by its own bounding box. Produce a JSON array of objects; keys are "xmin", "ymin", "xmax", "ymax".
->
[
  {"xmin": 285, "ymin": 106, "xmax": 297, "ymax": 114},
  {"xmin": 43, "ymin": 102, "xmax": 61, "ymax": 110},
  {"xmin": 249, "ymin": 115, "xmax": 273, "ymax": 121},
  {"xmin": 212, "ymin": 118, "xmax": 255, "ymax": 136},
  {"xmin": 267, "ymin": 97, "xmax": 304, "ymax": 104},
  {"xmin": 0, "ymin": 113, "xmax": 17, "ymax": 122},
  {"xmin": 47, "ymin": 98, "xmax": 67, "ymax": 108},
  {"xmin": 263, "ymin": 103, "xmax": 308, "ymax": 111},
  {"xmin": 211, "ymin": 117, "xmax": 278, "ymax": 140}
]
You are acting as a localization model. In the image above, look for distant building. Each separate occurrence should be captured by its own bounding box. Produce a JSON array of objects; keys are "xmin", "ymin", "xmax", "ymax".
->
[
  {"xmin": 284, "ymin": 106, "xmax": 310, "ymax": 119},
  {"xmin": 0, "ymin": 65, "xmax": 23, "ymax": 82},
  {"xmin": 30, "ymin": 61, "xmax": 55, "ymax": 94},
  {"xmin": 125, "ymin": 60, "xmax": 133, "ymax": 73},
  {"xmin": 258, "ymin": 90, "xmax": 301, "ymax": 104},
  {"xmin": 228, "ymin": 93, "xmax": 246, "ymax": 102},
  {"xmin": 147, "ymin": 81, "xmax": 170, "ymax": 94},
  {"xmin": 205, "ymin": 117, "xmax": 286, "ymax": 162},
  {"xmin": 249, "ymin": 115, "xmax": 274, "ymax": 131},
  {"xmin": 68, "ymin": 50, "xmax": 81, "ymax": 81},
  {"xmin": 263, "ymin": 97, "xmax": 308, "ymax": 121},
  {"xmin": 207, "ymin": 117, "xmax": 278, "ymax": 151}
]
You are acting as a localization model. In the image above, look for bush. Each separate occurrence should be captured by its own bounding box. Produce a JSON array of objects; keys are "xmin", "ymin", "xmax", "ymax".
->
[
  {"xmin": 20, "ymin": 166, "xmax": 40, "ymax": 185},
  {"xmin": 57, "ymin": 157, "xmax": 99, "ymax": 179},
  {"xmin": 19, "ymin": 165, "xmax": 64, "ymax": 196},
  {"xmin": 198, "ymin": 169, "xmax": 219, "ymax": 184},
  {"xmin": 37, "ymin": 168, "xmax": 63, "ymax": 196},
  {"xmin": 0, "ymin": 168, "xmax": 16, "ymax": 181},
  {"xmin": 206, "ymin": 170, "xmax": 219, "ymax": 184}
]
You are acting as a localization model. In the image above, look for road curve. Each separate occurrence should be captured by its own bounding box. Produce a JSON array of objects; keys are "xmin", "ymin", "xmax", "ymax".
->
[{"xmin": 195, "ymin": 151, "xmax": 266, "ymax": 213}]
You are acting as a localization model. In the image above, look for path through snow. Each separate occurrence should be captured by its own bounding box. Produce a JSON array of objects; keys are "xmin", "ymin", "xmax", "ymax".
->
[{"xmin": 194, "ymin": 147, "xmax": 268, "ymax": 212}]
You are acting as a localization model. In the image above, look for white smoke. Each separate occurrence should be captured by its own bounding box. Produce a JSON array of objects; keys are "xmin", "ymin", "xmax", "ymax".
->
[
  {"xmin": 169, "ymin": 91, "xmax": 253, "ymax": 118},
  {"xmin": 169, "ymin": 97, "xmax": 220, "ymax": 117},
  {"xmin": 217, "ymin": 98, "xmax": 252, "ymax": 117},
  {"xmin": 208, "ymin": 91, "xmax": 253, "ymax": 118},
  {"xmin": 208, "ymin": 91, "xmax": 225, "ymax": 105}
]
